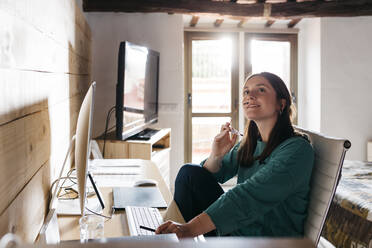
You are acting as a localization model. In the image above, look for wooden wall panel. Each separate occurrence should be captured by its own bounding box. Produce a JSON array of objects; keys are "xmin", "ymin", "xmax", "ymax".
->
[
  {"xmin": 0, "ymin": 9, "xmax": 90, "ymax": 75},
  {"xmin": 0, "ymin": 161, "xmax": 51, "ymax": 243},
  {"xmin": 0, "ymin": 0, "xmax": 91, "ymax": 243},
  {"xmin": 0, "ymin": 110, "xmax": 50, "ymax": 215},
  {"xmin": 0, "ymin": 0, "xmax": 91, "ymax": 59},
  {"xmin": 0, "ymin": 69, "xmax": 89, "ymax": 125}
]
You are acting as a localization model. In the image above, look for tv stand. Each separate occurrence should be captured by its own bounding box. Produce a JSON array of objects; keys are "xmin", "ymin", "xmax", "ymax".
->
[
  {"xmin": 127, "ymin": 128, "xmax": 159, "ymax": 141},
  {"xmin": 95, "ymin": 128, "xmax": 171, "ymax": 187}
]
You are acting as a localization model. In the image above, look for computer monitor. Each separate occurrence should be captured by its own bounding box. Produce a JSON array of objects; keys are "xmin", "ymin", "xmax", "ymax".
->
[
  {"xmin": 75, "ymin": 81, "xmax": 95, "ymax": 215},
  {"xmin": 52, "ymin": 82, "xmax": 103, "ymax": 216}
]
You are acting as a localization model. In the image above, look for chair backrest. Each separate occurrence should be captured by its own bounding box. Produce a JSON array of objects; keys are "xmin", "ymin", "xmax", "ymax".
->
[{"xmin": 295, "ymin": 127, "xmax": 351, "ymax": 245}]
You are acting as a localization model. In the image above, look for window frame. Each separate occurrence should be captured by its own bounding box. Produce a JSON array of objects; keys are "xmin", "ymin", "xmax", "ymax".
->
[{"xmin": 184, "ymin": 32, "xmax": 239, "ymax": 163}]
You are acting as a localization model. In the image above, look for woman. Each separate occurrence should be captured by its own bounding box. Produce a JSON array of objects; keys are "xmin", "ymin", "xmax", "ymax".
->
[{"xmin": 156, "ymin": 72, "xmax": 315, "ymax": 238}]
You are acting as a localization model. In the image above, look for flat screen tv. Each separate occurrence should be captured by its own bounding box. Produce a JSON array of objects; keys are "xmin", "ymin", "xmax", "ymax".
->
[{"xmin": 116, "ymin": 41, "xmax": 159, "ymax": 140}]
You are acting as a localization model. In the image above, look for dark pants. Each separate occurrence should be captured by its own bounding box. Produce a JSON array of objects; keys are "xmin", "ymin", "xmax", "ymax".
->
[{"xmin": 174, "ymin": 164, "xmax": 224, "ymax": 236}]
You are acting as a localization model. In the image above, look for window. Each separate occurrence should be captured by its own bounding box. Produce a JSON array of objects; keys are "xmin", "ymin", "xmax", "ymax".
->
[
  {"xmin": 184, "ymin": 32, "xmax": 239, "ymax": 163},
  {"xmin": 185, "ymin": 32, "xmax": 298, "ymax": 163}
]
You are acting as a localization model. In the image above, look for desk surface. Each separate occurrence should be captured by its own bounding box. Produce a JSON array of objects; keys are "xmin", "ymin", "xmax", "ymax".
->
[
  {"xmin": 56, "ymin": 159, "xmax": 315, "ymax": 248},
  {"xmin": 57, "ymin": 159, "xmax": 184, "ymax": 240}
]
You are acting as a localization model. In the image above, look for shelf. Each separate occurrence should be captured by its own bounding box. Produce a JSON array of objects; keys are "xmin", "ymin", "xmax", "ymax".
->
[{"xmin": 94, "ymin": 128, "xmax": 171, "ymax": 187}]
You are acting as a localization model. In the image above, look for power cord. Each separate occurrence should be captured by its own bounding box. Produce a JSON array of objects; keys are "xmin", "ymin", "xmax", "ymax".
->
[
  {"xmin": 66, "ymin": 168, "xmax": 77, "ymax": 184},
  {"xmin": 106, "ymin": 125, "xmax": 116, "ymax": 133},
  {"xmin": 50, "ymin": 176, "xmax": 77, "ymax": 194},
  {"xmin": 49, "ymin": 136, "xmax": 76, "ymax": 210},
  {"xmin": 49, "ymin": 167, "xmax": 77, "ymax": 201},
  {"xmin": 85, "ymin": 206, "xmax": 113, "ymax": 221},
  {"xmin": 102, "ymin": 106, "xmax": 116, "ymax": 158},
  {"xmin": 49, "ymin": 167, "xmax": 78, "ymax": 202}
]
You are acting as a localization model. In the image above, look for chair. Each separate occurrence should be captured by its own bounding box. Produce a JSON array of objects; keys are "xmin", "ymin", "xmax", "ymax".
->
[{"xmin": 295, "ymin": 127, "xmax": 351, "ymax": 246}]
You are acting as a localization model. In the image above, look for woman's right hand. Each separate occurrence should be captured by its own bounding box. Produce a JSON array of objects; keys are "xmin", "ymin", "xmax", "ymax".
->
[
  {"xmin": 210, "ymin": 122, "xmax": 237, "ymax": 158},
  {"xmin": 204, "ymin": 122, "xmax": 237, "ymax": 173}
]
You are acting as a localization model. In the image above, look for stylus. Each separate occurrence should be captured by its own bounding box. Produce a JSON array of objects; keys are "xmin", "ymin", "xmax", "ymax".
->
[{"xmin": 139, "ymin": 225, "xmax": 156, "ymax": 232}]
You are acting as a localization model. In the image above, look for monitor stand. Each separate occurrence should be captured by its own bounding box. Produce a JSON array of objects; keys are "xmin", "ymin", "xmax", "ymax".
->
[
  {"xmin": 56, "ymin": 197, "xmax": 101, "ymax": 216},
  {"xmin": 55, "ymin": 173, "xmax": 105, "ymax": 216},
  {"xmin": 127, "ymin": 128, "xmax": 159, "ymax": 140}
]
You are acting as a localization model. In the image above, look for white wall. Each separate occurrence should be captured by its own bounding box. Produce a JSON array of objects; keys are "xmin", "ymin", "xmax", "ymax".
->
[
  {"xmin": 320, "ymin": 17, "xmax": 372, "ymax": 160},
  {"xmin": 297, "ymin": 18, "xmax": 321, "ymax": 132},
  {"xmin": 85, "ymin": 12, "xmax": 184, "ymax": 190},
  {"xmin": 298, "ymin": 16, "xmax": 372, "ymax": 161},
  {"xmin": 83, "ymin": 7, "xmax": 372, "ymax": 191}
]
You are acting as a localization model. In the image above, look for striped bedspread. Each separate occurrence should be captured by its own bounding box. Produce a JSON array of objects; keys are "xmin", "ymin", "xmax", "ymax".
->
[{"xmin": 322, "ymin": 160, "xmax": 372, "ymax": 248}]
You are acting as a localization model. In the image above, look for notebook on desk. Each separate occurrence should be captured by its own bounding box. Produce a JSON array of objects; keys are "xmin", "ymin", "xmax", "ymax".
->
[{"xmin": 112, "ymin": 187, "xmax": 167, "ymax": 210}]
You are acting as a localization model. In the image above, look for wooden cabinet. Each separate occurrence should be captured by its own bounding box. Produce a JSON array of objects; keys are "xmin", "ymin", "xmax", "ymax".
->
[{"xmin": 95, "ymin": 128, "xmax": 171, "ymax": 187}]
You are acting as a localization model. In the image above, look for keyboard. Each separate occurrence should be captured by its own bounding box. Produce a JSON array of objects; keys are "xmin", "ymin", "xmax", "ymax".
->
[
  {"xmin": 125, "ymin": 206, "xmax": 205, "ymax": 242},
  {"xmin": 125, "ymin": 206, "xmax": 163, "ymax": 236}
]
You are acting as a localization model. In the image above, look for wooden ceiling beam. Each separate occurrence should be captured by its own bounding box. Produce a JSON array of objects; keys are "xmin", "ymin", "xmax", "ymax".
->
[
  {"xmin": 287, "ymin": 18, "xmax": 301, "ymax": 28},
  {"xmin": 214, "ymin": 19, "xmax": 224, "ymax": 27},
  {"xmin": 265, "ymin": 19, "xmax": 275, "ymax": 27},
  {"xmin": 237, "ymin": 19, "xmax": 246, "ymax": 27},
  {"xmin": 83, "ymin": 0, "xmax": 372, "ymax": 19},
  {"xmin": 190, "ymin": 15, "xmax": 200, "ymax": 27}
]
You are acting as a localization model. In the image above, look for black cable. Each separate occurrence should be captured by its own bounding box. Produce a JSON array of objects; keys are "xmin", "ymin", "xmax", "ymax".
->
[
  {"xmin": 107, "ymin": 125, "xmax": 116, "ymax": 132},
  {"xmin": 102, "ymin": 106, "xmax": 116, "ymax": 157}
]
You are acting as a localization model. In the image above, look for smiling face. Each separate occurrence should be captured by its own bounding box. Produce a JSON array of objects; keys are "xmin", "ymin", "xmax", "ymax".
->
[{"xmin": 242, "ymin": 76, "xmax": 282, "ymax": 123}]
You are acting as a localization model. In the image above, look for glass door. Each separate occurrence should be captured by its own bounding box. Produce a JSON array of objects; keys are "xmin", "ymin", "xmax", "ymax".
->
[
  {"xmin": 185, "ymin": 32, "xmax": 239, "ymax": 163},
  {"xmin": 245, "ymin": 33, "xmax": 298, "ymax": 123}
]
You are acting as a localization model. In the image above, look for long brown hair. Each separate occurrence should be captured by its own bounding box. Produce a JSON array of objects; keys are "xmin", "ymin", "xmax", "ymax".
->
[{"xmin": 237, "ymin": 72, "xmax": 297, "ymax": 167}]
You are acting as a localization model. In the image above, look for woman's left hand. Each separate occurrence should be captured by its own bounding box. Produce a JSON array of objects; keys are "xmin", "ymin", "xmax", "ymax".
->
[{"xmin": 155, "ymin": 221, "xmax": 194, "ymax": 238}]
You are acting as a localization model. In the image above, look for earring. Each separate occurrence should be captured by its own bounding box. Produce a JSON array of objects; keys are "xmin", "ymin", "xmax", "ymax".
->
[{"xmin": 279, "ymin": 108, "xmax": 283, "ymax": 115}]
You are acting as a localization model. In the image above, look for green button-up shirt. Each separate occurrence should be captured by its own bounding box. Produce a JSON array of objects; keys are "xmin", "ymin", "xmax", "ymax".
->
[{"xmin": 202, "ymin": 136, "xmax": 315, "ymax": 237}]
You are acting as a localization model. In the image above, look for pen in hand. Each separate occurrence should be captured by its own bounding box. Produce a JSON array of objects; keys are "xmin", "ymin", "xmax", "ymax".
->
[
  {"xmin": 230, "ymin": 127, "xmax": 243, "ymax": 136},
  {"xmin": 139, "ymin": 225, "xmax": 156, "ymax": 232}
]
